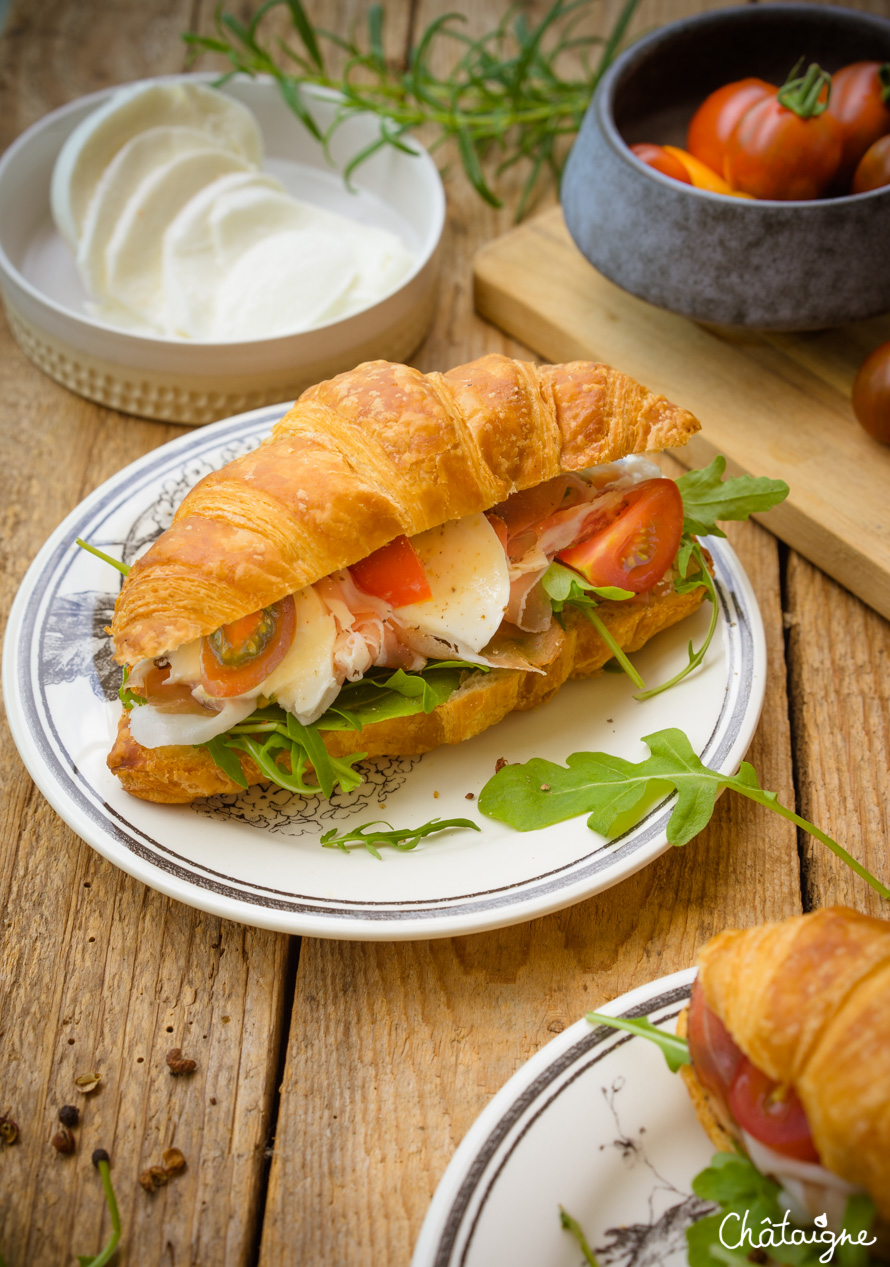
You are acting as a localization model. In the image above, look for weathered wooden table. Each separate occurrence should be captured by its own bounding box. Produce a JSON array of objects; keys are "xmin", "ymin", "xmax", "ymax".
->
[{"xmin": 1, "ymin": 0, "xmax": 888, "ymax": 1262}]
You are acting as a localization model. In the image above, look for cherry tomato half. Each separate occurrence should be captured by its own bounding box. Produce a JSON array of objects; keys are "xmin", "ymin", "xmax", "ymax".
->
[
  {"xmin": 630, "ymin": 143, "xmax": 692, "ymax": 184},
  {"xmin": 725, "ymin": 65, "xmax": 842, "ymax": 200},
  {"xmin": 686, "ymin": 979, "xmax": 745, "ymax": 1116},
  {"xmin": 349, "ymin": 534, "xmax": 433, "ymax": 608},
  {"xmin": 557, "ymin": 478, "xmax": 683, "ymax": 593},
  {"xmin": 852, "ymin": 133, "xmax": 890, "ymax": 195},
  {"xmin": 687, "ymin": 77, "xmax": 776, "ymax": 178},
  {"xmin": 728, "ymin": 1057, "xmax": 820, "ymax": 1163},
  {"xmin": 826, "ymin": 61, "xmax": 890, "ymax": 188},
  {"xmin": 852, "ymin": 340, "xmax": 890, "ymax": 445},
  {"xmin": 200, "ymin": 594, "xmax": 296, "ymax": 698}
]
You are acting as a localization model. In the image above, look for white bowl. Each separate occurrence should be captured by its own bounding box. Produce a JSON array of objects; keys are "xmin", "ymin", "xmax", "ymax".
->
[{"xmin": 0, "ymin": 74, "xmax": 445, "ymax": 424}]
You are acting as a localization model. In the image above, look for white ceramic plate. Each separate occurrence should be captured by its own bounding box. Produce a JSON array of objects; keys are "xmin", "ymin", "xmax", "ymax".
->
[
  {"xmin": 0, "ymin": 75, "xmax": 444, "ymax": 422},
  {"xmin": 3, "ymin": 408, "xmax": 765, "ymax": 940},
  {"xmin": 412, "ymin": 968, "xmax": 712, "ymax": 1267}
]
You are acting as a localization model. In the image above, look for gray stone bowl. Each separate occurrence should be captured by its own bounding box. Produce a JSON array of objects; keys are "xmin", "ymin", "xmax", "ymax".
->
[{"xmin": 561, "ymin": 4, "xmax": 890, "ymax": 330}]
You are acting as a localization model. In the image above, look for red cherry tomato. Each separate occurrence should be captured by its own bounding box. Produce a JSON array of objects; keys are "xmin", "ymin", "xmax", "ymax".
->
[
  {"xmin": 686, "ymin": 78, "xmax": 776, "ymax": 178},
  {"xmin": 200, "ymin": 594, "xmax": 296, "ymax": 698},
  {"xmin": 349, "ymin": 534, "xmax": 433, "ymax": 608},
  {"xmin": 557, "ymin": 478, "xmax": 683, "ymax": 593},
  {"xmin": 686, "ymin": 979, "xmax": 745, "ymax": 1116},
  {"xmin": 826, "ymin": 61, "xmax": 890, "ymax": 188},
  {"xmin": 630, "ymin": 143, "xmax": 692, "ymax": 184},
  {"xmin": 725, "ymin": 64, "xmax": 842, "ymax": 200},
  {"xmin": 728, "ymin": 1057, "xmax": 820, "ymax": 1163},
  {"xmin": 852, "ymin": 133, "xmax": 890, "ymax": 194},
  {"xmin": 852, "ymin": 341, "xmax": 890, "ymax": 445}
]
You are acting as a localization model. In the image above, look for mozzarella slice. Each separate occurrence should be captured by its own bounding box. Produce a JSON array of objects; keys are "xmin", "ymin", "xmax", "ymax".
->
[
  {"xmin": 128, "ymin": 696, "xmax": 256, "ymax": 749},
  {"xmin": 212, "ymin": 229, "xmax": 357, "ymax": 340},
  {"xmin": 52, "ymin": 80, "xmax": 263, "ymax": 248},
  {"xmin": 742, "ymin": 1131, "xmax": 861, "ymax": 1228},
  {"xmin": 162, "ymin": 176, "xmax": 309, "ymax": 337},
  {"xmin": 259, "ymin": 586, "xmax": 339, "ymax": 724},
  {"xmin": 76, "ymin": 127, "xmax": 222, "ymax": 299},
  {"xmin": 395, "ymin": 514, "xmax": 510, "ymax": 653},
  {"xmin": 100, "ymin": 147, "xmax": 253, "ymax": 323}
]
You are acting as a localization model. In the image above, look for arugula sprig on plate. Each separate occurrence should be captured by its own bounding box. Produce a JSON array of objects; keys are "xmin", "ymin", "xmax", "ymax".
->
[{"xmin": 478, "ymin": 727, "xmax": 890, "ymax": 899}]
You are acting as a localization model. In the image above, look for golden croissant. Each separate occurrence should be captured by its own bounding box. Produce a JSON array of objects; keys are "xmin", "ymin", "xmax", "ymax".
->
[
  {"xmin": 681, "ymin": 906, "xmax": 890, "ymax": 1225},
  {"xmin": 107, "ymin": 353, "xmax": 705, "ymax": 803}
]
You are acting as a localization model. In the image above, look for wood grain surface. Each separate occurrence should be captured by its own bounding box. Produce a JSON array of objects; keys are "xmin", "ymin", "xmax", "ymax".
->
[{"xmin": 0, "ymin": 0, "xmax": 887, "ymax": 1264}]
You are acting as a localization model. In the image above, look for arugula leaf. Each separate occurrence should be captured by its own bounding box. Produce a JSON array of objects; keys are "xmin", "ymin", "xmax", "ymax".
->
[
  {"xmin": 633, "ymin": 541, "xmax": 716, "ymax": 702},
  {"xmin": 75, "ymin": 537, "xmax": 130, "ymax": 576},
  {"xmin": 118, "ymin": 665, "xmax": 146, "ymax": 711},
  {"xmin": 687, "ymin": 1154, "xmax": 878, "ymax": 1267},
  {"xmin": 585, "ymin": 1011, "xmax": 690, "ymax": 1072},
  {"xmin": 559, "ymin": 1207, "xmax": 601, "ymax": 1266},
  {"xmin": 676, "ymin": 457, "xmax": 789, "ymax": 539},
  {"xmin": 203, "ymin": 734, "xmax": 248, "ymax": 788},
  {"xmin": 542, "ymin": 562, "xmax": 644, "ymax": 688},
  {"xmin": 477, "ymin": 728, "xmax": 890, "ymax": 899},
  {"xmin": 320, "ymin": 817, "xmax": 479, "ymax": 859},
  {"xmin": 318, "ymin": 663, "xmax": 484, "ymax": 731}
]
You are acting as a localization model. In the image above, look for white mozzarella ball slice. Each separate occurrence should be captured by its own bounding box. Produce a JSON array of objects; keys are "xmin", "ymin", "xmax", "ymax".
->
[
  {"xmin": 260, "ymin": 586, "xmax": 339, "ymax": 725},
  {"xmin": 162, "ymin": 636, "xmax": 203, "ymax": 685},
  {"xmin": 128, "ymin": 696, "xmax": 256, "ymax": 749},
  {"xmin": 52, "ymin": 81, "xmax": 263, "ymax": 248},
  {"xmin": 395, "ymin": 514, "xmax": 510, "ymax": 653},
  {"xmin": 212, "ymin": 229, "xmax": 357, "ymax": 340},
  {"xmin": 77, "ymin": 127, "xmax": 222, "ymax": 301},
  {"xmin": 162, "ymin": 176, "xmax": 314, "ymax": 338},
  {"xmin": 100, "ymin": 147, "xmax": 253, "ymax": 324}
]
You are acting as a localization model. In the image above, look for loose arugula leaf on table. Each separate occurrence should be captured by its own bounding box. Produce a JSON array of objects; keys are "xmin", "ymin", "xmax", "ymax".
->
[
  {"xmin": 477, "ymin": 727, "xmax": 890, "ymax": 899},
  {"xmin": 585, "ymin": 1012, "xmax": 690, "ymax": 1072},
  {"xmin": 320, "ymin": 817, "xmax": 479, "ymax": 859},
  {"xmin": 542, "ymin": 561, "xmax": 642, "ymax": 688}
]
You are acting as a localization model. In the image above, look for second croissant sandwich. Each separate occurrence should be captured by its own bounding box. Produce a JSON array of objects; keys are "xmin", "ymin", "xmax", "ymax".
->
[
  {"xmin": 681, "ymin": 906, "xmax": 890, "ymax": 1232},
  {"xmin": 107, "ymin": 352, "xmax": 706, "ymax": 803}
]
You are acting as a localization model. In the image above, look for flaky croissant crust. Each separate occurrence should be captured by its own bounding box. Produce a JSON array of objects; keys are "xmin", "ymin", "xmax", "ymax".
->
[
  {"xmin": 111, "ymin": 354, "xmax": 699, "ymax": 665},
  {"xmin": 696, "ymin": 906, "xmax": 890, "ymax": 1217}
]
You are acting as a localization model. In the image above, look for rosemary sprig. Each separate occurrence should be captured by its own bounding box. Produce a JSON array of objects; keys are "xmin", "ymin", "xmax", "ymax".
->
[{"xmin": 184, "ymin": 0, "xmax": 642, "ymax": 219}]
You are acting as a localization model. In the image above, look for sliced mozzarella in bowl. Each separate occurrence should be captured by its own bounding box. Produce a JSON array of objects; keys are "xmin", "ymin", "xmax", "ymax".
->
[
  {"xmin": 77, "ymin": 127, "xmax": 222, "ymax": 300},
  {"xmin": 161, "ymin": 173, "xmax": 291, "ymax": 337},
  {"xmin": 128, "ymin": 696, "xmax": 256, "ymax": 749},
  {"xmin": 212, "ymin": 229, "xmax": 357, "ymax": 340},
  {"xmin": 101, "ymin": 147, "xmax": 255, "ymax": 323},
  {"xmin": 51, "ymin": 80, "xmax": 264, "ymax": 248},
  {"xmin": 395, "ymin": 513, "xmax": 510, "ymax": 653}
]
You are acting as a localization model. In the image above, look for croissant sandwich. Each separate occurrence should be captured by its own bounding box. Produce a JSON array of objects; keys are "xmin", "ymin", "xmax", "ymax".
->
[
  {"xmin": 107, "ymin": 352, "xmax": 707, "ymax": 803},
  {"xmin": 680, "ymin": 906, "xmax": 890, "ymax": 1234}
]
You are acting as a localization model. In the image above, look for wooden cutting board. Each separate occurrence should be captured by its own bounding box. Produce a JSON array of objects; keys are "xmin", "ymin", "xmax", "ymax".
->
[{"xmin": 474, "ymin": 206, "xmax": 890, "ymax": 622}]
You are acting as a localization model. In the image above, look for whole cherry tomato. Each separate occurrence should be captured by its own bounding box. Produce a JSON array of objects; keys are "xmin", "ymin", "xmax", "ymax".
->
[
  {"xmin": 725, "ymin": 63, "xmax": 842, "ymax": 200},
  {"xmin": 852, "ymin": 341, "xmax": 890, "ymax": 445},
  {"xmin": 686, "ymin": 77, "xmax": 776, "ymax": 178},
  {"xmin": 826, "ymin": 61, "xmax": 890, "ymax": 188},
  {"xmin": 852, "ymin": 133, "xmax": 890, "ymax": 194},
  {"xmin": 630, "ymin": 143, "xmax": 692, "ymax": 184}
]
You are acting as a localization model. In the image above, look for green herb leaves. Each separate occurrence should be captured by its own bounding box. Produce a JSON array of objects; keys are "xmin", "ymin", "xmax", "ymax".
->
[
  {"xmin": 75, "ymin": 538, "xmax": 130, "ymax": 576},
  {"xmin": 542, "ymin": 561, "xmax": 643, "ymax": 687},
  {"xmin": 687, "ymin": 1153, "xmax": 877, "ymax": 1267},
  {"xmin": 478, "ymin": 728, "xmax": 890, "ymax": 899},
  {"xmin": 320, "ymin": 817, "xmax": 479, "ymax": 859},
  {"xmin": 676, "ymin": 457, "xmax": 789, "ymax": 539},
  {"xmin": 585, "ymin": 1011, "xmax": 691, "ymax": 1072},
  {"xmin": 184, "ymin": 0, "xmax": 643, "ymax": 220}
]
